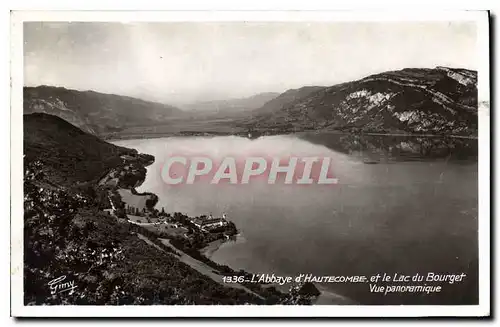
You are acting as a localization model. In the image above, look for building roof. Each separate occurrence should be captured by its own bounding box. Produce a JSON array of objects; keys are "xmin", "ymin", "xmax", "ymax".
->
[{"xmin": 192, "ymin": 217, "xmax": 226, "ymax": 227}]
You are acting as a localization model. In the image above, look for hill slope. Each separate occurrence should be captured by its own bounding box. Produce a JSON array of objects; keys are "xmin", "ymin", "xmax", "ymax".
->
[
  {"xmin": 246, "ymin": 67, "xmax": 478, "ymax": 136},
  {"xmin": 24, "ymin": 86, "xmax": 184, "ymax": 135},
  {"xmin": 23, "ymin": 113, "xmax": 263, "ymax": 305},
  {"xmin": 181, "ymin": 92, "xmax": 280, "ymax": 115},
  {"xmin": 252, "ymin": 86, "xmax": 325, "ymax": 114},
  {"xmin": 24, "ymin": 113, "xmax": 139, "ymax": 186}
]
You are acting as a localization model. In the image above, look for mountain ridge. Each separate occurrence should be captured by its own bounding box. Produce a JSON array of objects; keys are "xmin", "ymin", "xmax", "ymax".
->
[
  {"xmin": 24, "ymin": 86, "xmax": 185, "ymax": 135},
  {"xmin": 252, "ymin": 86, "xmax": 325, "ymax": 115},
  {"xmin": 245, "ymin": 66, "xmax": 478, "ymax": 136}
]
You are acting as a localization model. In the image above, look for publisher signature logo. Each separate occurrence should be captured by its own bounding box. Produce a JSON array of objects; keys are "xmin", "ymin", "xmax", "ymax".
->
[{"xmin": 47, "ymin": 275, "xmax": 78, "ymax": 295}]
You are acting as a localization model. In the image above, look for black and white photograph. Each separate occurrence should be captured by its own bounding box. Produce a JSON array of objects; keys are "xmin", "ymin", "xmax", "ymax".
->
[{"xmin": 10, "ymin": 10, "xmax": 490, "ymax": 317}]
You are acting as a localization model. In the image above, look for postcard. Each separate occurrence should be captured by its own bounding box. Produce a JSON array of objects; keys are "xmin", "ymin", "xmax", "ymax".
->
[{"xmin": 10, "ymin": 10, "xmax": 490, "ymax": 317}]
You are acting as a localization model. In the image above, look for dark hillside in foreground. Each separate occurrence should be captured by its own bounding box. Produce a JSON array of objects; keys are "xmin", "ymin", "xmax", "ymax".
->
[
  {"xmin": 23, "ymin": 113, "xmax": 263, "ymax": 305},
  {"xmin": 24, "ymin": 113, "xmax": 135, "ymax": 185}
]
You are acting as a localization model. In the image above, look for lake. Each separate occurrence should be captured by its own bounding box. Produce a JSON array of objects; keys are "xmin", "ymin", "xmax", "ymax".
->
[{"xmin": 114, "ymin": 133, "xmax": 478, "ymax": 305}]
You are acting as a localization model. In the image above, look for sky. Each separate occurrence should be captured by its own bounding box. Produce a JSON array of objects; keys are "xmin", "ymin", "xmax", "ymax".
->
[{"xmin": 24, "ymin": 21, "xmax": 477, "ymax": 105}]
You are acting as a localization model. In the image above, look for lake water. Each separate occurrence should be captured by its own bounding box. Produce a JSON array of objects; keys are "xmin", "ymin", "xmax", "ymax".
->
[{"xmin": 114, "ymin": 133, "xmax": 478, "ymax": 305}]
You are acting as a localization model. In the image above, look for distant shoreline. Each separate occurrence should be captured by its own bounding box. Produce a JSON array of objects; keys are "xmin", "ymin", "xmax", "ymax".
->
[{"xmin": 105, "ymin": 130, "xmax": 478, "ymax": 142}]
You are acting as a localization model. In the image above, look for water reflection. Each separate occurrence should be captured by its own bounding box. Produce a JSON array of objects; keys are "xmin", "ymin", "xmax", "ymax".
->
[
  {"xmin": 114, "ymin": 133, "xmax": 478, "ymax": 305},
  {"xmin": 298, "ymin": 132, "xmax": 478, "ymax": 163}
]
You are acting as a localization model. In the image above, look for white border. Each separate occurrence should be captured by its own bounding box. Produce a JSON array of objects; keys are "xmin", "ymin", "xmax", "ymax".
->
[
  {"xmin": 8, "ymin": 10, "xmax": 493, "ymax": 22},
  {"xmin": 10, "ymin": 10, "xmax": 490, "ymax": 317}
]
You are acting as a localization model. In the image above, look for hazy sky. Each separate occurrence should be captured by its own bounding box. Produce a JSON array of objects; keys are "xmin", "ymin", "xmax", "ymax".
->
[{"xmin": 24, "ymin": 21, "xmax": 477, "ymax": 104}]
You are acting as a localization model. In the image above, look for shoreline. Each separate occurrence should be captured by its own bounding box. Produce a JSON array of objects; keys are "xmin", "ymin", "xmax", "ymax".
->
[
  {"xmin": 110, "ymin": 153, "xmax": 341, "ymax": 304},
  {"xmin": 105, "ymin": 130, "xmax": 478, "ymax": 142},
  {"xmin": 200, "ymin": 239, "xmax": 226, "ymax": 259},
  {"xmin": 108, "ymin": 142, "xmax": 361, "ymax": 305},
  {"xmin": 108, "ymin": 154, "xmax": 273, "ymax": 298},
  {"xmin": 158, "ymin": 238, "xmax": 264, "ymax": 299},
  {"xmin": 197, "ymin": 233, "xmax": 356, "ymax": 305}
]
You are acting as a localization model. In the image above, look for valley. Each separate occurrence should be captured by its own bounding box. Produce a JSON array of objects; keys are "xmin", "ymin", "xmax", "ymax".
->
[
  {"xmin": 24, "ymin": 66, "xmax": 478, "ymax": 141},
  {"xmin": 22, "ymin": 65, "xmax": 480, "ymax": 305}
]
